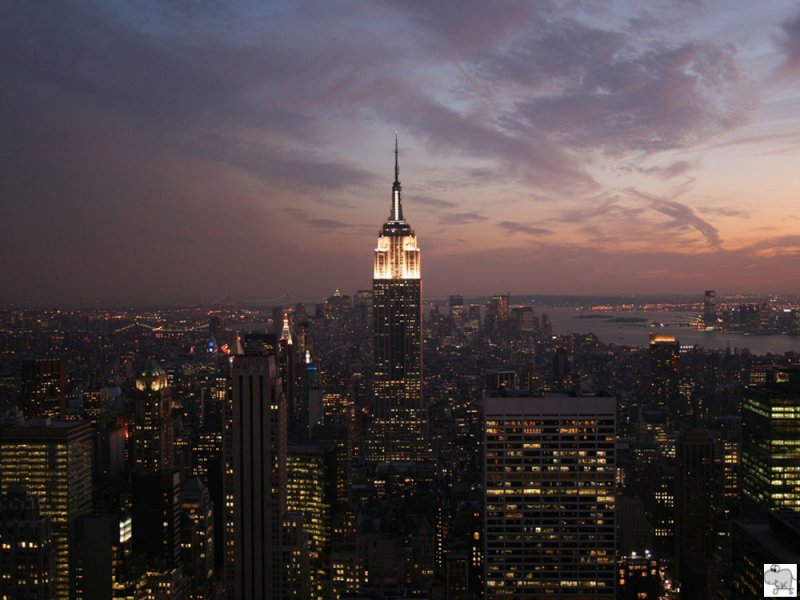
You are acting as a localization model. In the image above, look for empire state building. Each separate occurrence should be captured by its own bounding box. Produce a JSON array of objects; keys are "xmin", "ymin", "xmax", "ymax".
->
[{"xmin": 368, "ymin": 137, "xmax": 425, "ymax": 462}]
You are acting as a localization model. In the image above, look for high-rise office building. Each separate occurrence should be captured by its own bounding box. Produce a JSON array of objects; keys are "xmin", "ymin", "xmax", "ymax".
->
[
  {"xmin": 132, "ymin": 361, "xmax": 174, "ymax": 472},
  {"xmin": 483, "ymin": 390, "xmax": 616, "ymax": 598},
  {"xmin": 703, "ymin": 290, "xmax": 717, "ymax": 329},
  {"xmin": 484, "ymin": 294, "xmax": 509, "ymax": 336},
  {"xmin": 616, "ymin": 552, "xmax": 660, "ymax": 600},
  {"xmin": 0, "ymin": 486, "xmax": 56, "ymax": 600},
  {"xmin": 131, "ymin": 470, "xmax": 182, "ymax": 569},
  {"xmin": 180, "ymin": 477, "xmax": 216, "ymax": 600},
  {"xmin": 674, "ymin": 430, "xmax": 715, "ymax": 592},
  {"xmin": 286, "ymin": 445, "xmax": 337, "ymax": 600},
  {"xmin": 0, "ymin": 419, "xmax": 93, "ymax": 599},
  {"xmin": 742, "ymin": 372, "xmax": 800, "ymax": 516},
  {"xmin": 449, "ymin": 295, "xmax": 464, "ymax": 328},
  {"xmin": 19, "ymin": 359, "xmax": 66, "ymax": 419},
  {"xmin": 731, "ymin": 511, "xmax": 800, "ymax": 599},
  {"xmin": 224, "ymin": 334, "xmax": 287, "ymax": 599},
  {"xmin": 278, "ymin": 314, "xmax": 297, "ymax": 442},
  {"xmin": 370, "ymin": 136, "xmax": 424, "ymax": 462},
  {"xmin": 73, "ymin": 512, "xmax": 136, "ymax": 599},
  {"xmin": 649, "ymin": 334, "xmax": 680, "ymax": 416}
]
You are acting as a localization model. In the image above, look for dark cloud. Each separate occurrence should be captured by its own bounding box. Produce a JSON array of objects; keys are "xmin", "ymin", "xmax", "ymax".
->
[
  {"xmin": 743, "ymin": 235, "xmax": 800, "ymax": 255},
  {"xmin": 473, "ymin": 14, "xmax": 753, "ymax": 156},
  {"xmin": 0, "ymin": 1, "xmax": 794, "ymax": 303},
  {"xmin": 640, "ymin": 160, "xmax": 699, "ymax": 180},
  {"xmin": 441, "ymin": 211, "xmax": 485, "ymax": 225},
  {"xmin": 352, "ymin": 77, "xmax": 596, "ymax": 192},
  {"xmin": 552, "ymin": 196, "xmax": 644, "ymax": 224},
  {"xmin": 778, "ymin": 8, "xmax": 800, "ymax": 76},
  {"xmin": 696, "ymin": 206, "xmax": 748, "ymax": 218},
  {"xmin": 285, "ymin": 208, "xmax": 354, "ymax": 231},
  {"xmin": 480, "ymin": 19, "xmax": 624, "ymax": 84},
  {"xmin": 513, "ymin": 41, "xmax": 751, "ymax": 154},
  {"xmin": 579, "ymin": 225, "xmax": 616, "ymax": 244},
  {"xmin": 394, "ymin": 0, "xmax": 543, "ymax": 57},
  {"xmin": 498, "ymin": 222, "xmax": 554, "ymax": 236},
  {"xmin": 407, "ymin": 196, "xmax": 458, "ymax": 209},
  {"xmin": 626, "ymin": 188, "xmax": 722, "ymax": 248}
]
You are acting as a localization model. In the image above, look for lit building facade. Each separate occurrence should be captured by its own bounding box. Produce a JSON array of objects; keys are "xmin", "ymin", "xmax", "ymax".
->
[
  {"xmin": 286, "ymin": 445, "xmax": 337, "ymax": 600},
  {"xmin": 742, "ymin": 372, "xmax": 800, "ymax": 516},
  {"xmin": 369, "ymin": 137, "xmax": 424, "ymax": 462},
  {"xmin": 0, "ymin": 487, "xmax": 56, "ymax": 600},
  {"xmin": 0, "ymin": 419, "xmax": 93, "ymax": 599},
  {"xmin": 483, "ymin": 391, "xmax": 616, "ymax": 598},
  {"xmin": 616, "ymin": 552, "xmax": 660, "ymax": 600}
]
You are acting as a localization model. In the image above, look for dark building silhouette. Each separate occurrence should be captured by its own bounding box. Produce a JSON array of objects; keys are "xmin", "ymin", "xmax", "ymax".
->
[
  {"xmin": 73, "ymin": 513, "xmax": 136, "ymax": 599},
  {"xmin": 674, "ymin": 429, "xmax": 715, "ymax": 593},
  {"xmin": 703, "ymin": 290, "xmax": 717, "ymax": 329},
  {"xmin": 19, "ymin": 359, "xmax": 66, "ymax": 419},
  {"xmin": 224, "ymin": 334, "xmax": 287, "ymax": 599},
  {"xmin": 731, "ymin": 511, "xmax": 800, "ymax": 599},
  {"xmin": 180, "ymin": 477, "xmax": 216, "ymax": 599},
  {"xmin": 649, "ymin": 334, "xmax": 680, "ymax": 416},
  {"xmin": 131, "ymin": 470, "xmax": 182, "ymax": 569}
]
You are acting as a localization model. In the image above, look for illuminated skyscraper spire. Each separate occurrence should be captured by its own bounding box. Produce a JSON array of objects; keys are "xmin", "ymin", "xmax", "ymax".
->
[
  {"xmin": 280, "ymin": 313, "xmax": 293, "ymax": 345},
  {"xmin": 369, "ymin": 135, "xmax": 424, "ymax": 462},
  {"xmin": 390, "ymin": 134, "xmax": 404, "ymax": 222}
]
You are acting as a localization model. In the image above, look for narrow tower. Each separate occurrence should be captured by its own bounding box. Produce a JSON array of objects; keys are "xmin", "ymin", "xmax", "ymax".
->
[{"xmin": 368, "ymin": 136, "xmax": 425, "ymax": 462}]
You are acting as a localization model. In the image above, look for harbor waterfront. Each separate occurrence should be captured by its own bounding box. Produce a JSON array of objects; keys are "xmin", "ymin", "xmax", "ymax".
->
[{"xmin": 545, "ymin": 307, "xmax": 800, "ymax": 354}]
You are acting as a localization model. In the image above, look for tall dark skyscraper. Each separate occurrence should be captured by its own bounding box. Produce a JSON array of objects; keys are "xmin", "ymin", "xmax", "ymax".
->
[
  {"xmin": 649, "ymin": 333, "xmax": 680, "ymax": 416},
  {"xmin": 369, "ymin": 137, "xmax": 424, "ymax": 462},
  {"xmin": 132, "ymin": 361, "xmax": 174, "ymax": 472},
  {"xmin": 674, "ymin": 429, "xmax": 715, "ymax": 595},
  {"xmin": 224, "ymin": 334, "xmax": 287, "ymax": 599},
  {"xmin": 703, "ymin": 290, "xmax": 717, "ymax": 329}
]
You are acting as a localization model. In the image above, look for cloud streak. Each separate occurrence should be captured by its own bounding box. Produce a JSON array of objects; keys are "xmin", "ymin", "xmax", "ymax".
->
[
  {"xmin": 626, "ymin": 188, "xmax": 722, "ymax": 248},
  {"xmin": 498, "ymin": 221, "xmax": 554, "ymax": 236}
]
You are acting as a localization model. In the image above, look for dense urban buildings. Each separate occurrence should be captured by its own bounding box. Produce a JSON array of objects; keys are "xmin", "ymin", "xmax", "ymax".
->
[
  {"xmin": 1, "ymin": 253, "xmax": 800, "ymax": 599},
  {"xmin": 0, "ymin": 292, "xmax": 798, "ymax": 597}
]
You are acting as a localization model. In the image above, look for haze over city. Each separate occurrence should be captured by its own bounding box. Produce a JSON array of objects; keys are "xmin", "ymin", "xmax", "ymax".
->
[{"xmin": 3, "ymin": 1, "xmax": 800, "ymax": 305}]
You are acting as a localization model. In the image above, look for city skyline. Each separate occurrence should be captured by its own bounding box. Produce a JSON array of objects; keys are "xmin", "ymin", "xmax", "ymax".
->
[{"xmin": 3, "ymin": 1, "xmax": 800, "ymax": 305}]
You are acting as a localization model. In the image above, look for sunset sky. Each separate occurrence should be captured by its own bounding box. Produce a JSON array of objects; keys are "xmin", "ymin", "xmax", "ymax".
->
[{"xmin": 3, "ymin": 1, "xmax": 800, "ymax": 305}]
